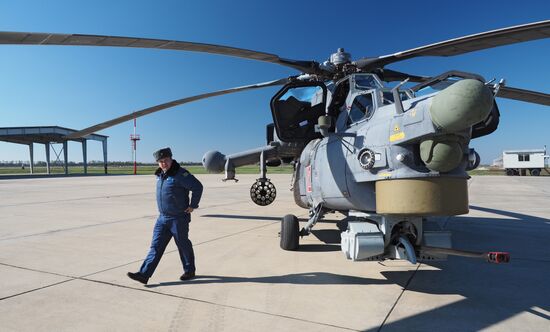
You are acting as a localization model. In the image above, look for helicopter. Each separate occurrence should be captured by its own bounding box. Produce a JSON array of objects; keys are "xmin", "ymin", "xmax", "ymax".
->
[{"xmin": 2, "ymin": 20, "xmax": 549, "ymax": 265}]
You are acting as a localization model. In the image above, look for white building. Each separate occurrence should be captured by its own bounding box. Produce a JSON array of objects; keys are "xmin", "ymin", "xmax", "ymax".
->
[{"xmin": 502, "ymin": 148, "xmax": 549, "ymax": 176}]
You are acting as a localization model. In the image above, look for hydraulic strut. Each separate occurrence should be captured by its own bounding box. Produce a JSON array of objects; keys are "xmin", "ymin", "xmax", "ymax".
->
[{"xmin": 299, "ymin": 203, "xmax": 325, "ymax": 236}]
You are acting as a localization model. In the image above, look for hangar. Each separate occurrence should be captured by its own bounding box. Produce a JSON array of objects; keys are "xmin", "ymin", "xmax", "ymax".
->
[{"xmin": 0, "ymin": 126, "xmax": 108, "ymax": 175}]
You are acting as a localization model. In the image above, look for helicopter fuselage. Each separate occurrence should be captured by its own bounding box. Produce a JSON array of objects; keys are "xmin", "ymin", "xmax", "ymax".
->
[
  {"xmin": 203, "ymin": 72, "xmax": 500, "ymax": 262},
  {"xmin": 277, "ymin": 73, "xmax": 494, "ymax": 216}
]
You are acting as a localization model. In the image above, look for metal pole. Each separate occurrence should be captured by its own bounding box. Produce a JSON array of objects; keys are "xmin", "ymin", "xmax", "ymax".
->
[
  {"xmin": 45, "ymin": 142, "xmax": 51, "ymax": 174},
  {"xmin": 133, "ymin": 118, "xmax": 137, "ymax": 175},
  {"xmin": 260, "ymin": 150, "xmax": 266, "ymax": 179},
  {"xmin": 63, "ymin": 141, "xmax": 68, "ymax": 175},
  {"xmin": 29, "ymin": 143, "xmax": 34, "ymax": 174},
  {"xmin": 82, "ymin": 140, "xmax": 88, "ymax": 174},
  {"xmin": 102, "ymin": 139, "xmax": 108, "ymax": 174}
]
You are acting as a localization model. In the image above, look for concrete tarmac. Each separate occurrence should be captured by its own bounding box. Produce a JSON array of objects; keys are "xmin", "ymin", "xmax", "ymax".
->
[{"xmin": 0, "ymin": 174, "xmax": 549, "ymax": 331}]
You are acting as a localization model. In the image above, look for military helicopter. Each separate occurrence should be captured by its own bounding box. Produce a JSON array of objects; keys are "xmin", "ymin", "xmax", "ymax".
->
[{"xmin": 2, "ymin": 20, "xmax": 549, "ymax": 265}]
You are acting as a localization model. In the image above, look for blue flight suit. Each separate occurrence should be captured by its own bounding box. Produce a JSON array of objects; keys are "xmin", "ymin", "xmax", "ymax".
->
[{"xmin": 139, "ymin": 161, "xmax": 203, "ymax": 278}]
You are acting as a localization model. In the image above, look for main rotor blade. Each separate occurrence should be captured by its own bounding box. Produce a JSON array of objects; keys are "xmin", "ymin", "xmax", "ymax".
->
[
  {"xmin": 413, "ymin": 78, "xmax": 550, "ymax": 107},
  {"xmin": 63, "ymin": 77, "xmax": 291, "ymax": 140},
  {"xmin": 0, "ymin": 31, "xmax": 320, "ymax": 74},
  {"xmin": 378, "ymin": 68, "xmax": 428, "ymax": 83},
  {"xmin": 497, "ymin": 86, "xmax": 550, "ymax": 106},
  {"xmin": 355, "ymin": 20, "xmax": 550, "ymax": 70}
]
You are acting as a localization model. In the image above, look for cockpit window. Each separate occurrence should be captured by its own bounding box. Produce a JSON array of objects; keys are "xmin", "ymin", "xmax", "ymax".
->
[
  {"xmin": 381, "ymin": 90, "xmax": 411, "ymax": 105},
  {"xmin": 348, "ymin": 93, "xmax": 374, "ymax": 124},
  {"xmin": 354, "ymin": 74, "xmax": 382, "ymax": 90},
  {"xmin": 279, "ymin": 86, "xmax": 322, "ymax": 105},
  {"xmin": 271, "ymin": 84, "xmax": 326, "ymax": 142}
]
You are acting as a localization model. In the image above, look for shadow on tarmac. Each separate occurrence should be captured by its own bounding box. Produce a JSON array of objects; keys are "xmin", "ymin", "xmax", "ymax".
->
[
  {"xmin": 201, "ymin": 214, "xmax": 346, "ymax": 251},
  {"xmin": 200, "ymin": 214, "xmax": 283, "ymax": 221},
  {"xmin": 367, "ymin": 206, "xmax": 550, "ymax": 331},
  {"xmin": 201, "ymin": 208, "xmax": 550, "ymax": 331},
  {"xmin": 200, "ymin": 214, "xmax": 344, "ymax": 225},
  {"xmin": 145, "ymin": 271, "xmax": 396, "ymax": 288},
  {"xmin": 299, "ymin": 243, "xmax": 341, "ymax": 252},
  {"xmin": 470, "ymin": 205, "xmax": 550, "ymax": 224}
]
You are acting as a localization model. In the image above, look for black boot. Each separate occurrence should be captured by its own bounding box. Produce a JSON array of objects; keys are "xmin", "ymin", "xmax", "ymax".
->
[
  {"xmin": 127, "ymin": 272, "xmax": 149, "ymax": 284},
  {"xmin": 179, "ymin": 271, "xmax": 195, "ymax": 281}
]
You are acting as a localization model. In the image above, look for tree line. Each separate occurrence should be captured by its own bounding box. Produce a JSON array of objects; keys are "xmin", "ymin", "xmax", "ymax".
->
[{"xmin": 0, "ymin": 161, "xmax": 203, "ymax": 167}]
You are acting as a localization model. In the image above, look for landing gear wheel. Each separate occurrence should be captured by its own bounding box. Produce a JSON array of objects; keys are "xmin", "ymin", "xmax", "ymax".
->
[{"xmin": 280, "ymin": 214, "xmax": 299, "ymax": 251}]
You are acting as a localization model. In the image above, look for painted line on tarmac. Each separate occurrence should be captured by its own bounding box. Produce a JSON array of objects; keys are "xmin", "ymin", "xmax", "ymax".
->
[
  {"xmin": 0, "ymin": 192, "xmax": 154, "ymax": 208},
  {"xmin": 191, "ymin": 221, "xmax": 280, "ymax": 246},
  {"xmin": 79, "ymin": 212, "xmax": 306, "ymax": 279},
  {"xmin": 0, "ymin": 220, "xmax": 281, "ymax": 284},
  {"xmin": 0, "ymin": 219, "xmax": 355, "ymax": 331},
  {"xmin": 80, "ymin": 221, "xmax": 280, "ymax": 278},
  {"xmin": 198, "ymin": 199, "xmax": 277, "ymax": 209},
  {"xmin": 0, "ymin": 262, "xmax": 77, "ymax": 301},
  {"xmin": 377, "ymin": 263, "xmax": 421, "ymax": 332},
  {"xmin": 0, "ymin": 262, "xmax": 73, "ymax": 279},
  {"xmin": 0, "ymin": 278, "xmax": 75, "ymax": 301},
  {"xmin": 0, "ymin": 215, "xmax": 157, "ymax": 241},
  {"xmin": 79, "ymin": 276, "xmax": 358, "ymax": 331},
  {"xmin": 0, "ymin": 218, "xmax": 275, "ymax": 295}
]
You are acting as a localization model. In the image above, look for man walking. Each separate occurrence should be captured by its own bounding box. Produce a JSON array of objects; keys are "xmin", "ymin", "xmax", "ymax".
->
[{"xmin": 128, "ymin": 147, "xmax": 203, "ymax": 284}]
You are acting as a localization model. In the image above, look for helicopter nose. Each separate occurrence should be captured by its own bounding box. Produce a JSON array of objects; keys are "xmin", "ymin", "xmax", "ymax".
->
[
  {"xmin": 429, "ymin": 79, "xmax": 494, "ymax": 132},
  {"xmin": 419, "ymin": 79, "xmax": 494, "ymax": 173}
]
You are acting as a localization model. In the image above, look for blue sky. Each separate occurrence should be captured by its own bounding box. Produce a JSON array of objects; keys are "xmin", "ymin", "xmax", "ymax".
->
[{"xmin": 0, "ymin": 0, "xmax": 549, "ymax": 164}]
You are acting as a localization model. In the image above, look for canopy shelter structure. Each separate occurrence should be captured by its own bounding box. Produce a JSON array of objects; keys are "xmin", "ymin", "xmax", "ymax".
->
[{"xmin": 0, "ymin": 126, "xmax": 108, "ymax": 175}]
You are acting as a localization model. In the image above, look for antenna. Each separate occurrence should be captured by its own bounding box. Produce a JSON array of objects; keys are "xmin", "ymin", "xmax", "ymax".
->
[{"xmin": 130, "ymin": 118, "xmax": 141, "ymax": 175}]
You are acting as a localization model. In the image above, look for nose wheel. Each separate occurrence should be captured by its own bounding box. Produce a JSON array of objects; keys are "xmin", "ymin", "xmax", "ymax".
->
[
  {"xmin": 280, "ymin": 214, "xmax": 299, "ymax": 250},
  {"xmin": 250, "ymin": 178, "xmax": 276, "ymax": 206}
]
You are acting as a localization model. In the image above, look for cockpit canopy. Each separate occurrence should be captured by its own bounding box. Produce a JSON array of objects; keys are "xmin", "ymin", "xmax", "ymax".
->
[
  {"xmin": 352, "ymin": 73, "xmax": 384, "ymax": 90},
  {"xmin": 269, "ymin": 74, "xmax": 417, "ymax": 141},
  {"xmin": 270, "ymin": 82, "xmax": 327, "ymax": 143},
  {"xmin": 346, "ymin": 74, "xmax": 414, "ymax": 126}
]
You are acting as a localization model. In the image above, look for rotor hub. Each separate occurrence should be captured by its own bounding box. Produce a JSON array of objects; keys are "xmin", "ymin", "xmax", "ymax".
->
[{"xmin": 330, "ymin": 48, "xmax": 351, "ymax": 66}]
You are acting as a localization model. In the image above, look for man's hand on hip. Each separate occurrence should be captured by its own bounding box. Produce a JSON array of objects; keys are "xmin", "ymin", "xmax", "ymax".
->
[{"xmin": 185, "ymin": 207, "xmax": 194, "ymax": 213}]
